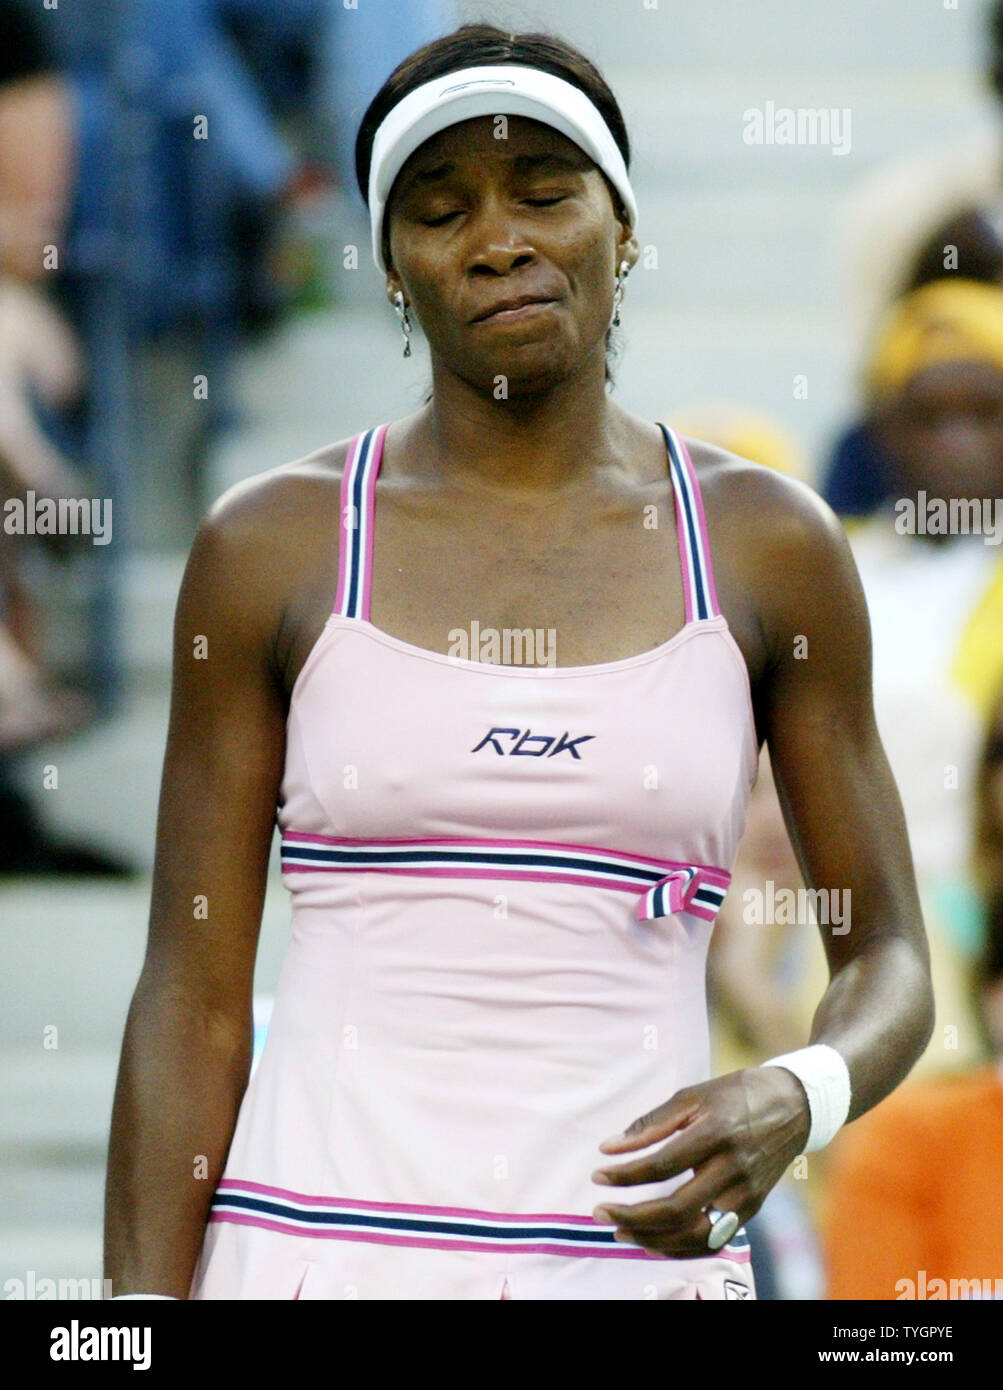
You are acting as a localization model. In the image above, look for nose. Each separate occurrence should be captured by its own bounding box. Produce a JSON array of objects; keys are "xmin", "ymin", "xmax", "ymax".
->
[{"xmin": 464, "ymin": 192, "xmax": 538, "ymax": 274}]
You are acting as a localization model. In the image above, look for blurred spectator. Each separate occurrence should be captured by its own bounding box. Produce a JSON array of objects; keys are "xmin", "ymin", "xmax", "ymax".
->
[
  {"xmin": 907, "ymin": 200, "xmax": 1003, "ymax": 294},
  {"xmin": 1, "ymin": 1, "xmax": 458, "ymax": 870},
  {"xmin": 45, "ymin": 0, "xmax": 306, "ymax": 556},
  {"xmin": 821, "ymin": 686, "xmax": 1003, "ymax": 1300},
  {"xmin": 840, "ymin": 1, "xmax": 1003, "ymax": 356},
  {"xmin": 825, "ymin": 200, "xmax": 1003, "ymax": 516},
  {"xmin": 828, "ymin": 0, "xmax": 1003, "ymax": 515},
  {"xmin": 39, "ymin": 0, "xmax": 457, "ymax": 551},
  {"xmin": 861, "ymin": 279, "xmax": 1003, "ymax": 720},
  {"xmin": 841, "ymin": 278, "xmax": 1003, "ymax": 1078},
  {"xmin": 0, "ymin": 0, "xmax": 126, "ymax": 872}
]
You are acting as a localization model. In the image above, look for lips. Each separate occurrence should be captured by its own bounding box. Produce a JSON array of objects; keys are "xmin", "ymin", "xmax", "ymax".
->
[{"xmin": 472, "ymin": 295, "xmax": 557, "ymax": 322}]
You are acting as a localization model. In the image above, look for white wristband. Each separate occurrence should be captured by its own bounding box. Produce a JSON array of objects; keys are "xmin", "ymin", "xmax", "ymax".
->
[
  {"xmin": 760, "ymin": 1043, "xmax": 852, "ymax": 1153},
  {"xmin": 110, "ymin": 1294, "xmax": 178, "ymax": 1300}
]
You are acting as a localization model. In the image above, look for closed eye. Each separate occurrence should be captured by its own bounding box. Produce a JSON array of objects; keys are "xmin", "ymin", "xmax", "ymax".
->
[{"xmin": 422, "ymin": 197, "xmax": 567, "ymax": 227}]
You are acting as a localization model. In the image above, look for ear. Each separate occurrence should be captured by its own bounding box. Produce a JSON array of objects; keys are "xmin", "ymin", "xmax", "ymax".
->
[
  {"xmin": 385, "ymin": 269, "xmax": 404, "ymax": 309},
  {"xmin": 619, "ymin": 227, "xmax": 640, "ymax": 274},
  {"xmin": 613, "ymin": 201, "xmax": 640, "ymax": 273}
]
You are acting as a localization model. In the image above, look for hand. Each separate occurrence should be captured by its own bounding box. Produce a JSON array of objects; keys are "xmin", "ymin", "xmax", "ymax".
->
[{"xmin": 590, "ymin": 1067, "xmax": 811, "ymax": 1259}]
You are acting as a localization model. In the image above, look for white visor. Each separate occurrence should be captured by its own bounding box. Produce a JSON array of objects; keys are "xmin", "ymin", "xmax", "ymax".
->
[{"xmin": 366, "ymin": 62, "xmax": 637, "ymax": 273}]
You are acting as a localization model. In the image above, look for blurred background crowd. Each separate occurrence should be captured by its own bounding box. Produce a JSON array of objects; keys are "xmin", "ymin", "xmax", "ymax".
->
[{"xmin": 2, "ymin": 0, "xmax": 1002, "ymax": 1301}]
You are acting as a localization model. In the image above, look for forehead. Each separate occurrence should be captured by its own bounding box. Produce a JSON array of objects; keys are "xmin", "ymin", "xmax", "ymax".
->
[{"xmin": 393, "ymin": 114, "xmax": 595, "ymax": 194}]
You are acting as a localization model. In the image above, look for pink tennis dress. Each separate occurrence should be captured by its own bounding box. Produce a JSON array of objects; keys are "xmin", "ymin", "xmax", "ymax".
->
[{"xmin": 189, "ymin": 421, "xmax": 759, "ymax": 1300}]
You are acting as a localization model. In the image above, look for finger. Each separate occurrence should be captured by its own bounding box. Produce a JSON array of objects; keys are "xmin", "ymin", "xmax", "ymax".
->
[
  {"xmin": 614, "ymin": 1199, "xmax": 746, "ymax": 1261},
  {"xmin": 593, "ymin": 1115, "xmax": 719, "ymax": 1187},
  {"xmin": 593, "ymin": 1152, "xmax": 737, "ymax": 1233},
  {"xmin": 609, "ymin": 1181, "xmax": 752, "ymax": 1260},
  {"xmin": 597, "ymin": 1089, "xmax": 703, "ymax": 1154}
]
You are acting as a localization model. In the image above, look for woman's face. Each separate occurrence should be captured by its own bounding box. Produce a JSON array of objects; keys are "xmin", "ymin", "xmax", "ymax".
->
[
  {"xmin": 382, "ymin": 114, "xmax": 638, "ymax": 393},
  {"xmin": 871, "ymin": 359, "xmax": 1003, "ymax": 502}
]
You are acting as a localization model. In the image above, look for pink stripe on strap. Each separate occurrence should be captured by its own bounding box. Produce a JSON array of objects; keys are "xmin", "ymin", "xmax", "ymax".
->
[
  {"xmin": 359, "ymin": 422, "xmax": 390, "ymax": 622},
  {"xmin": 332, "ymin": 423, "xmax": 391, "ymax": 619},
  {"xmin": 673, "ymin": 430, "xmax": 721, "ymax": 618},
  {"xmin": 333, "ymin": 430, "xmax": 366, "ymax": 617},
  {"xmin": 668, "ymin": 430, "xmax": 698, "ymax": 625}
]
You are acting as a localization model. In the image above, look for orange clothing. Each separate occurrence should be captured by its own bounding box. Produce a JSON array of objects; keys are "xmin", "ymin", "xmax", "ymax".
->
[{"xmin": 822, "ymin": 1064, "xmax": 1003, "ymax": 1300}]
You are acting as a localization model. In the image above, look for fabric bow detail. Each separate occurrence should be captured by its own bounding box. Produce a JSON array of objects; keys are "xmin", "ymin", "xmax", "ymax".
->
[{"xmin": 637, "ymin": 867, "xmax": 702, "ymax": 921}]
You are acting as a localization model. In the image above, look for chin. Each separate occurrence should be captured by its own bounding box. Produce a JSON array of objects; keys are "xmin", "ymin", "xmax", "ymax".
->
[{"xmin": 461, "ymin": 350, "xmax": 574, "ymax": 396}]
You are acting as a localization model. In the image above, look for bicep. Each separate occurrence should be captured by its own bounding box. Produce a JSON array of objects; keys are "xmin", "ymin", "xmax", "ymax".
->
[
  {"xmin": 143, "ymin": 511, "xmax": 287, "ymax": 1036},
  {"xmin": 758, "ymin": 500, "xmax": 927, "ymax": 973}
]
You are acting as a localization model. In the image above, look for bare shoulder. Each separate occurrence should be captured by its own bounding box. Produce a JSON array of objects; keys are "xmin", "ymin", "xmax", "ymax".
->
[
  {"xmin": 678, "ymin": 435, "xmax": 868, "ymax": 675},
  {"xmin": 681, "ymin": 434, "xmax": 847, "ymax": 560},
  {"xmin": 175, "ymin": 434, "xmax": 360, "ymax": 660},
  {"xmin": 198, "ymin": 435, "xmax": 355, "ymax": 551}
]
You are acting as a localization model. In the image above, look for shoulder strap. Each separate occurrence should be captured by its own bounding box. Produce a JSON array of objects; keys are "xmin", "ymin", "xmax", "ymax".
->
[
  {"xmin": 333, "ymin": 422, "xmax": 391, "ymax": 620},
  {"xmin": 658, "ymin": 422, "xmax": 722, "ymax": 622}
]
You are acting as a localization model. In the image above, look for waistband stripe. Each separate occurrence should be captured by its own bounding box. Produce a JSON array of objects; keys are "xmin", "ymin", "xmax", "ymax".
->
[
  {"xmin": 280, "ymin": 833, "xmax": 731, "ymax": 923},
  {"xmin": 210, "ymin": 1183, "xmax": 751, "ymax": 1263}
]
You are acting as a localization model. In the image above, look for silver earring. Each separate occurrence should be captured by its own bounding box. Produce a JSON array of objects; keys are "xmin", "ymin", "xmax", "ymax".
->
[
  {"xmin": 611, "ymin": 260, "xmax": 630, "ymax": 329},
  {"xmin": 392, "ymin": 290, "xmax": 412, "ymax": 357}
]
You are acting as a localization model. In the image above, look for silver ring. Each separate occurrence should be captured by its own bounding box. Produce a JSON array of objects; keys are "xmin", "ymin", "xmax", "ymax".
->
[{"xmin": 705, "ymin": 1207, "xmax": 741, "ymax": 1251}]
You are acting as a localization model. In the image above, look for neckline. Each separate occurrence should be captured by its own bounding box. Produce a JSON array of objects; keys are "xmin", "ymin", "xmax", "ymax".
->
[
  {"xmin": 287, "ymin": 422, "xmax": 759, "ymax": 784},
  {"xmin": 310, "ymin": 417, "xmax": 748, "ymax": 690},
  {"xmin": 338, "ymin": 418, "xmax": 720, "ymax": 643},
  {"xmin": 330, "ymin": 609, "xmax": 729, "ymax": 678},
  {"xmin": 286, "ymin": 605, "xmax": 759, "ymax": 791}
]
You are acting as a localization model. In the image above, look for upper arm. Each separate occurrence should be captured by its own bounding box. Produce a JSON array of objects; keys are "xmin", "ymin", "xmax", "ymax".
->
[
  {"xmin": 750, "ymin": 476, "xmax": 928, "ymax": 977},
  {"xmin": 142, "ymin": 482, "xmax": 290, "ymax": 1042}
]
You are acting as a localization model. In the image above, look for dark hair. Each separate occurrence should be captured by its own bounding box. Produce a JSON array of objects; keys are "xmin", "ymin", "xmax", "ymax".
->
[
  {"xmin": 354, "ymin": 22, "xmax": 633, "ymax": 400},
  {"xmin": 903, "ymin": 203, "xmax": 1003, "ymax": 296}
]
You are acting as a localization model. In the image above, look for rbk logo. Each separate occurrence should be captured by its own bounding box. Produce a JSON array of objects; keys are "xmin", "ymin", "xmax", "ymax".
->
[{"xmin": 471, "ymin": 727, "xmax": 595, "ymax": 759}]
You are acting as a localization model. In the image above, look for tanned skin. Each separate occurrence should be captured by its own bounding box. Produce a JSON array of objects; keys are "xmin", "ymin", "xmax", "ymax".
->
[{"xmin": 105, "ymin": 116, "xmax": 933, "ymax": 1292}]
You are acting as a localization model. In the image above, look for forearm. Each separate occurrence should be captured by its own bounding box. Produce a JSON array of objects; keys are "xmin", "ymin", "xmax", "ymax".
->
[
  {"xmin": 806, "ymin": 932, "xmax": 934, "ymax": 1121},
  {"xmin": 104, "ymin": 972, "xmax": 252, "ymax": 1298}
]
